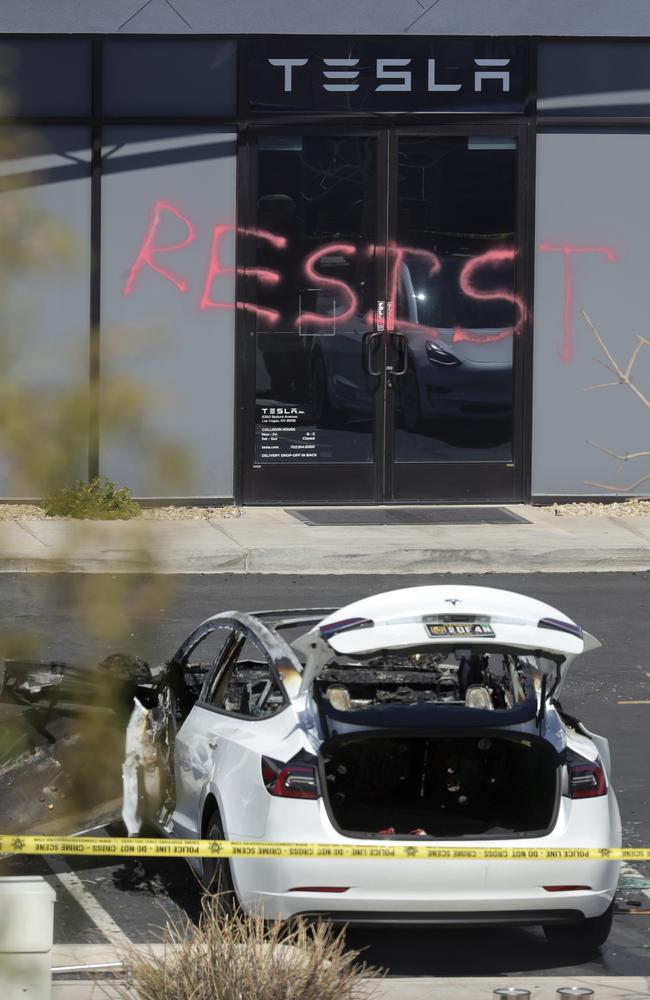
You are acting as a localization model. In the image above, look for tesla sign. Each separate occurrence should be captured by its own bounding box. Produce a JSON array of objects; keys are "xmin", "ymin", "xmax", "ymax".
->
[{"xmin": 246, "ymin": 39, "xmax": 528, "ymax": 113}]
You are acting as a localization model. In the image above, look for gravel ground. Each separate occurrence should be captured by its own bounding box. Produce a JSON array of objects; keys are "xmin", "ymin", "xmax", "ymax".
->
[
  {"xmin": 0, "ymin": 501, "xmax": 649, "ymax": 520},
  {"xmin": 550, "ymin": 499, "xmax": 650, "ymax": 517},
  {"xmin": 0, "ymin": 504, "xmax": 241, "ymax": 520}
]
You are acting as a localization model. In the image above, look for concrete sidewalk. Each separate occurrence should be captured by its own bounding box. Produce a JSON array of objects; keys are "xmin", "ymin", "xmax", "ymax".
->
[
  {"xmin": 50, "ymin": 978, "xmax": 650, "ymax": 999},
  {"xmin": 0, "ymin": 505, "xmax": 649, "ymax": 574},
  {"xmin": 49, "ymin": 948, "xmax": 650, "ymax": 998}
]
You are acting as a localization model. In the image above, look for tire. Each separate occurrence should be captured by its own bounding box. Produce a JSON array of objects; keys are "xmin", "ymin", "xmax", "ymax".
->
[
  {"xmin": 543, "ymin": 900, "xmax": 614, "ymax": 952},
  {"xmin": 201, "ymin": 810, "xmax": 237, "ymax": 915}
]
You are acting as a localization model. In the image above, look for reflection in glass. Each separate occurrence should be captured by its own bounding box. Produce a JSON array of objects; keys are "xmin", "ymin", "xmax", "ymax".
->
[
  {"xmin": 394, "ymin": 135, "xmax": 517, "ymax": 463},
  {"xmin": 251, "ymin": 136, "xmax": 377, "ymax": 465}
]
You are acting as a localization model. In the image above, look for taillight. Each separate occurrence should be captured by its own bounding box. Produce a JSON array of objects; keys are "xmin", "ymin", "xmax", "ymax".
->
[
  {"xmin": 261, "ymin": 755, "xmax": 320, "ymax": 800},
  {"xmin": 568, "ymin": 760, "xmax": 607, "ymax": 799}
]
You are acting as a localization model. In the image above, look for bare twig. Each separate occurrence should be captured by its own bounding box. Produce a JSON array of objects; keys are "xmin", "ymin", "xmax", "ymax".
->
[
  {"xmin": 585, "ymin": 474, "xmax": 650, "ymax": 493},
  {"xmin": 587, "ymin": 441, "xmax": 650, "ymax": 463},
  {"xmin": 581, "ymin": 310, "xmax": 650, "ymax": 411},
  {"xmin": 581, "ymin": 312, "xmax": 650, "ymax": 494}
]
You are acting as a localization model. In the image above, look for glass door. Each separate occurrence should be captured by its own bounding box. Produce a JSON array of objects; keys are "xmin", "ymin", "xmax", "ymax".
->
[
  {"xmin": 240, "ymin": 130, "xmax": 387, "ymax": 503},
  {"xmin": 386, "ymin": 129, "xmax": 526, "ymax": 502},
  {"xmin": 239, "ymin": 126, "xmax": 529, "ymax": 504}
]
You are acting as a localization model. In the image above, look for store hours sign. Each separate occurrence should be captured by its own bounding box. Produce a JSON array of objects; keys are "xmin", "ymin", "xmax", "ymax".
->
[{"xmin": 245, "ymin": 38, "xmax": 529, "ymax": 113}]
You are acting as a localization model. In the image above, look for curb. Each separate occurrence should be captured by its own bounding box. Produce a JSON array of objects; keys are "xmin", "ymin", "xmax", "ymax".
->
[{"xmin": 0, "ymin": 547, "xmax": 648, "ymax": 574}]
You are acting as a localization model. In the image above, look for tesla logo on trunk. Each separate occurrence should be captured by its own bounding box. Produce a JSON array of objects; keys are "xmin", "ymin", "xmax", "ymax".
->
[{"xmin": 268, "ymin": 57, "xmax": 511, "ymax": 94}]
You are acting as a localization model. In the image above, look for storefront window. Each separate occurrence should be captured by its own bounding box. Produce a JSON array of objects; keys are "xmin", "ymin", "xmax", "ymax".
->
[
  {"xmin": 394, "ymin": 134, "xmax": 517, "ymax": 464},
  {"xmin": 533, "ymin": 130, "xmax": 650, "ymax": 496},
  {"xmin": 100, "ymin": 127, "xmax": 237, "ymax": 497},
  {"xmin": 0, "ymin": 126, "xmax": 91, "ymax": 495}
]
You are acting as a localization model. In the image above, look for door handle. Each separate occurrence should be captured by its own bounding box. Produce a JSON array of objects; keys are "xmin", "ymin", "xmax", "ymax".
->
[
  {"xmin": 388, "ymin": 332, "xmax": 408, "ymax": 376},
  {"xmin": 364, "ymin": 331, "xmax": 383, "ymax": 376}
]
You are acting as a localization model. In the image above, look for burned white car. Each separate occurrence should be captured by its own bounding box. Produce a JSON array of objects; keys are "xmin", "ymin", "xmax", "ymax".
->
[{"xmin": 122, "ymin": 585, "xmax": 621, "ymax": 950}]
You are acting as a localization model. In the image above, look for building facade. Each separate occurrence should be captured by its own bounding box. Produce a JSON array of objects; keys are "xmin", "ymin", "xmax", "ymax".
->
[{"xmin": 1, "ymin": 2, "xmax": 649, "ymax": 504}]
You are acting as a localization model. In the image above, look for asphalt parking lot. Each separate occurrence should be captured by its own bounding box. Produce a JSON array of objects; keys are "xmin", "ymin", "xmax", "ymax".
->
[{"xmin": 1, "ymin": 571, "xmax": 649, "ymax": 976}]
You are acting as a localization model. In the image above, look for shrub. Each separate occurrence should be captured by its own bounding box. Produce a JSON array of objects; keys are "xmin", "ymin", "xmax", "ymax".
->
[
  {"xmin": 120, "ymin": 900, "xmax": 380, "ymax": 1000},
  {"xmin": 42, "ymin": 476, "xmax": 140, "ymax": 519}
]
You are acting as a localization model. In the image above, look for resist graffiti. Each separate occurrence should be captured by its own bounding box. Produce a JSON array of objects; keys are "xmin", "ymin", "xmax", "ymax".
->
[{"xmin": 123, "ymin": 201, "xmax": 615, "ymax": 358}]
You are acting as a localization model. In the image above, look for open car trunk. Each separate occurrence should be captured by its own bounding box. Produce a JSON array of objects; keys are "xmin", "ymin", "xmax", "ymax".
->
[{"xmin": 320, "ymin": 732, "xmax": 560, "ymax": 839}]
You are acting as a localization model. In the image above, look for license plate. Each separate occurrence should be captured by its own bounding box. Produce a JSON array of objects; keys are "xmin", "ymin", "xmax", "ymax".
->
[{"xmin": 426, "ymin": 623, "xmax": 495, "ymax": 637}]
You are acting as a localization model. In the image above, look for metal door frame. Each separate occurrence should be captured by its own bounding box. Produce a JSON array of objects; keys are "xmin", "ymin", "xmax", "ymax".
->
[{"xmin": 235, "ymin": 118, "xmax": 535, "ymax": 505}]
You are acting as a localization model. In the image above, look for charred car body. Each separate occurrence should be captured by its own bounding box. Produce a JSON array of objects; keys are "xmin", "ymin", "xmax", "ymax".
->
[{"xmin": 122, "ymin": 585, "xmax": 621, "ymax": 949}]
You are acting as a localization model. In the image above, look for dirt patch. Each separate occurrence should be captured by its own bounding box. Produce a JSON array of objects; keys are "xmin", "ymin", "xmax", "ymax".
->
[{"xmin": 0, "ymin": 504, "xmax": 241, "ymax": 521}]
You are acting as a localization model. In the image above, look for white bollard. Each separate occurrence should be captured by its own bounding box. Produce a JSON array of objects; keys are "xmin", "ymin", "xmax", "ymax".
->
[{"xmin": 0, "ymin": 876, "xmax": 56, "ymax": 999}]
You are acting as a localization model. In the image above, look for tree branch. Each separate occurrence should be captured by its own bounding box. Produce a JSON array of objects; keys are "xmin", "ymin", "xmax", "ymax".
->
[
  {"xmin": 587, "ymin": 441, "xmax": 650, "ymax": 463},
  {"xmin": 582, "ymin": 310, "xmax": 650, "ymax": 411},
  {"xmin": 585, "ymin": 474, "xmax": 650, "ymax": 492}
]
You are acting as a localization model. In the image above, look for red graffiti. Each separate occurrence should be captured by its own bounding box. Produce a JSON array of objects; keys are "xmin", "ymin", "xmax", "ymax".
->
[
  {"xmin": 538, "ymin": 242, "xmax": 617, "ymax": 362},
  {"xmin": 124, "ymin": 200, "xmax": 195, "ymax": 296},
  {"xmin": 297, "ymin": 243, "xmax": 358, "ymax": 328},
  {"xmin": 453, "ymin": 248, "xmax": 525, "ymax": 345},
  {"xmin": 240, "ymin": 226, "xmax": 288, "ymax": 251},
  {"xmin": 388, "ymin": 245, "xmax": 442, "ymax": 337},
  {"xmin": 200, "ymin": 225, "xmax": 283, "ymax": 325},
  {"xmin": 199, "ymin": 223, "xmax": 236, "ymax": 311},
  {"xmin": 123, "ymin": 205, "xmax": 531, "ymax": 345}
]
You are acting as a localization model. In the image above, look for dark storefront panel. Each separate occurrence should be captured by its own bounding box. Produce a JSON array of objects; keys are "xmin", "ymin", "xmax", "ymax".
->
[
  {"xmin": 538, "ymin": 42, "xmax": 650, "ymax": 117},
  {"xmin": 103, "ymin": 40, "xmax": 237, "ymax": 117},
  {"xmin": 0, "ymin": 39, "xmax": 91, "ymax": 116}
]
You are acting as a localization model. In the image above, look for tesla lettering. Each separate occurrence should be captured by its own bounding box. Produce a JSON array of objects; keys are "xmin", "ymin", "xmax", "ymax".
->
[
  {"xmin": 323, "ymin": 58, "xmax": 360, "ymax": 93},
  {"xmin": 474, "ymin": 59, "xmax": 511, "ymax": 93},
  {"xmin": 267, "ymin": 57, "xmax": 511, "ymax": 94},
  {"xmin": 376, "ymin": 58, "xmax": 412, "ymax": 92},
  {"xmin": 268, "ymin": 58, "xmax": 307, "ymax": 91},
  {"xmin": 427, "ymin": 58, "xmax": 461, "ymax": 93}
]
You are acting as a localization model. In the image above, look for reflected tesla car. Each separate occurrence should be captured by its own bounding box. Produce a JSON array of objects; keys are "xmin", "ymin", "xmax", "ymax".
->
[
  {"xmin": 122, "ymin": 585, "xmax": 621, "ymax": 951},
  {"xmin": 310, "ymin": 255, "xmax": 515, "ymax": 430}
]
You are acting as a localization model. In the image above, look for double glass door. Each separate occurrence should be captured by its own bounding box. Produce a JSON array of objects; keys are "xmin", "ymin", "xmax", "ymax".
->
[{"xmin": 239, "ymin": 126, "xmax": 529, "ymax": 504}]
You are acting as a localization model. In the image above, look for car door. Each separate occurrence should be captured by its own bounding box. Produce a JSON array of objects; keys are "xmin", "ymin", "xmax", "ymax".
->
[{"xmin": 172, "ymin": 625, "xmax": 297, "ymax": 840}]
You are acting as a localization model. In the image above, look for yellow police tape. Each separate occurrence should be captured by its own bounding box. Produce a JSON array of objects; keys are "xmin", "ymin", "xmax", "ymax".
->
[{"xmin": 1, "ymin": 835, "xmax": 650, "ymax": 862}]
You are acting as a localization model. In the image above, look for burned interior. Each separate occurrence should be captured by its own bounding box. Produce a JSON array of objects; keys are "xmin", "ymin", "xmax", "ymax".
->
[
  {"xmin": 309, "ymin": 645, "xmax": 561, "ymax": 839},
  {"xmin": 312, "ymin": 646, "xmax": 540, "ymax": 712}
]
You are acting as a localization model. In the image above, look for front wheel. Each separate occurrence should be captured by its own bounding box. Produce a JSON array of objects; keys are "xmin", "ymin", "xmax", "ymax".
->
[
  {"xmin": 543, "ymin": 900, "xmax": 614, "ymax": 951},
  {"xmin": 201, "ymin": 810, "xmax": 237, "ymax": 915}
]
